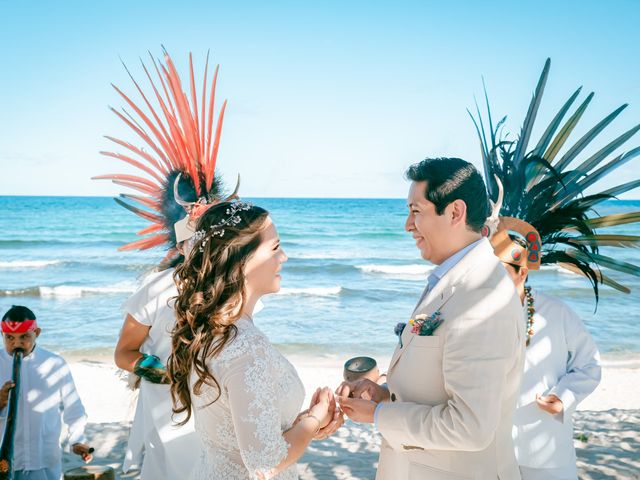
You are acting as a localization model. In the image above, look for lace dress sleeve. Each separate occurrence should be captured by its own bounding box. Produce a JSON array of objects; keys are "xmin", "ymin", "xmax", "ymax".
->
[{"xmin": 222, "ymin": 337, "xmax": 289, "ymax": 479}]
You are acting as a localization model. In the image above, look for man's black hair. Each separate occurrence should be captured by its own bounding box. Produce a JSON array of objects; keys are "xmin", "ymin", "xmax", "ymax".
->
[
  {"xmin": 2, "ymin": 305, "xmax": 36, "ymax": 322},
  {"xmin": 405, "ymin": 157, "xmax": 490, "ymax": 232}
]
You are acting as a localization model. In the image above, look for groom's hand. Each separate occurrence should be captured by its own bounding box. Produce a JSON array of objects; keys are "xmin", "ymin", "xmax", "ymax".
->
[
  {"xmin": 336, "ymin": 379, "xmax": 390, "ymax": 403},
  {"xmin": 337, "ymin": 396, "xmax": 376, "ymax": 423}
]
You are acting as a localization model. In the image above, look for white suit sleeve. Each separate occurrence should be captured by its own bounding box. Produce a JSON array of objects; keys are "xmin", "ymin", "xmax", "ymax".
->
[
  {"xmin": 548, "ymin": 306, "xmax": 601, "ymax": 423},
  {"xmin": 377, "ymin": 285, "xmax": 522, "ymax": 451},
  {"xmin": 223, "ymin": 340, "xmax": 288, "ymax": 479},
  {"xmin": 60, "ymin": 361, "xmax": 88, "ymax": 445}
]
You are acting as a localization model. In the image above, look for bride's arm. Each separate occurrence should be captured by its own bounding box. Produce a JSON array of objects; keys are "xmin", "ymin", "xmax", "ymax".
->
[
  {"xmin": 264, "ymin": 389, "xmax": 334, "ymax": 478},
  {"xmin": 225, "ymin": 343, "xmax": 333, "ymax": 480}
]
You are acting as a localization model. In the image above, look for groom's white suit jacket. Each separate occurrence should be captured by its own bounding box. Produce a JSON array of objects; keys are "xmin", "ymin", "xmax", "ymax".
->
[{"xmin": 376, "ymin": 239, "xmax": 525, "ymax": 480}]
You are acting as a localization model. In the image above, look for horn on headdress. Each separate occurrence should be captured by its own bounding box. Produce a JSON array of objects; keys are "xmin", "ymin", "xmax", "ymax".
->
[
  {"xmin": 173, "ymin": 173, "xmax": 195, "ymax": 210},
  {"xmin": 223, "ymin": 175, "xmax": 241, "ymax": 202},
  {"xmin": 481, "ymin": 174, "xmax": 504, "ymax": 237}
]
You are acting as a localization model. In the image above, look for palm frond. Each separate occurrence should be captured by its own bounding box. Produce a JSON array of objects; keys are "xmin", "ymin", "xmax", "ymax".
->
[
  {"xmin": 552, "ymin": 103, "xmax": 629, "ymax": 174},
  {"xmin": 584, "ymin": 212, "xmax": 640, "ymax": 229},
  {"xmin": 471, "ymin": 58, "xmax": 640, "ymax": 299},
  {"xmin": 513, "ymin": 58, "xmax": 550, "ymax": 168}
]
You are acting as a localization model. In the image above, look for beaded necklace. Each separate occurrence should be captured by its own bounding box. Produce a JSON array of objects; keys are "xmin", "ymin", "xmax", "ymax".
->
[{"xmin": 524, "ymin": 286, "xmax": 535, "ymax": 346}]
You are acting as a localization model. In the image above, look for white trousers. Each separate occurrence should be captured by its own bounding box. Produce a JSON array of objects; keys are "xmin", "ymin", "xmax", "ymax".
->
[
  {"xmin": 14, "ymin": 465, "xmax": 61, "ymax": 480},
  {"xmin": 520, "ymin": 465, "xmax": 577, "ymax": 480}
]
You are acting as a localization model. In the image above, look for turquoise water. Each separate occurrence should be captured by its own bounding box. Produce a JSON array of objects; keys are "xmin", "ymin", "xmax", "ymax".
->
[{"xmin": 0, "ymin": 196, "xmax": 639, "ymax": 357}]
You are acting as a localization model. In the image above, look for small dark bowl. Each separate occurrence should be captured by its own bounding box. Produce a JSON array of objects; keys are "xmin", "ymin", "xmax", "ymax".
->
[{"xmin": 343, "ymin": 356, "xmax": 378, "ymax": 382}]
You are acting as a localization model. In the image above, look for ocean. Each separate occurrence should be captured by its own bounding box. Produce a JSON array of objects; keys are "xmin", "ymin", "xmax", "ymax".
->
[{"xmin": 0, "ymin": 196, "xmax": 639, "ymax": 359}]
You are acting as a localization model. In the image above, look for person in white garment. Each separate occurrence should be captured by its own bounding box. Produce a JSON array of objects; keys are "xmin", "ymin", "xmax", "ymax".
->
[
  {"xmin": 490, "ymin": 217, "xmax": 601, "ymax": 480},
  {"xmin": 115, "ymin": 261, "xmax": 200, "ymax": 479},
  {"xmin": 102, "ymin": 51, "xmax": 343, "ymax": 479},
  {"xmin": 102, "ymin": 51, "xmax": 239, "ymax": 479},
  {"xmin": 167, "ymin": 201, "xmax": 343, "ymax": 480},
  {"xmin": 0, "ymin": 305, "xmax": 91, "ymax": 480}
]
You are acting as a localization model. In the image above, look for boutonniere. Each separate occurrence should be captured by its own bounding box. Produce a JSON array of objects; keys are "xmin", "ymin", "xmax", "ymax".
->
[{"xmin": 409, "ymin": 311, "xmax": 444, "ymax": 336}]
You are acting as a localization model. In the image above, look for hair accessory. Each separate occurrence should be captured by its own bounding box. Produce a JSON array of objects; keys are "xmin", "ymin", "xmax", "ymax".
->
[{"xmin": 193, "ymin": 201, "xmax": 253, "ymax": 252}]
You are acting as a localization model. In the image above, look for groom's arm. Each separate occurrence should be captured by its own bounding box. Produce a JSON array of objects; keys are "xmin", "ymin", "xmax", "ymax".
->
[{"xmin": 376, "ymin": 285, "xmax": 520, "ymax": 451}]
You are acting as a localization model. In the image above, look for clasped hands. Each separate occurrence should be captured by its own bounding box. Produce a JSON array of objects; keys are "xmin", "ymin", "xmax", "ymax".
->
[
  {"xmin": 333, "ymin": 380, "xmax": 562, "ymax": 421},
  {"xmin": 335, "ymin": 378, "xmax": 389, "ymax": 424},
  {"xmin": 296, "ymin": 379, "xmax": 390, "ymax": 440},
  {"xmin": 295, "ymin": 387, "xmax": 344, "ymax": 440}
]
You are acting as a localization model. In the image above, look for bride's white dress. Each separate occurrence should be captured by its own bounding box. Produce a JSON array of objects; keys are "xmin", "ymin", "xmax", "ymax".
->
[{"xmin": 190, "ymin": 316, "xmax": 305, "ymax": 480}]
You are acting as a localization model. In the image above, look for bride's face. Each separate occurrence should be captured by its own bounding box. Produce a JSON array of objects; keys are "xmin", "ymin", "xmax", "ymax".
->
[{"xmin": 244, "ymin": 217, "xmax": 288, "ymax": 296}]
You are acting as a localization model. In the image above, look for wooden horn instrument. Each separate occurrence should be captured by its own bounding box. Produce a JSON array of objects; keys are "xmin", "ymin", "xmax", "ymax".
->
[{"xmin": 0, "ymin": 348, "xmax": 24, "ymax": 479}]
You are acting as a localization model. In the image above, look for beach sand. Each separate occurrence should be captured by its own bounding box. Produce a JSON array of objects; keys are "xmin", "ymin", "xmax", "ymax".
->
[{"xmin": 60, "ymin": 354, "xmax": 640, "ymax": 479}]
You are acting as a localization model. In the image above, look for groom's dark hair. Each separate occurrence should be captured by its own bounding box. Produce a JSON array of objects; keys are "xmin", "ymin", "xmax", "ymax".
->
[{"xmin": 405, "ymin": 157, "xmax": 490, "ymax": 232}]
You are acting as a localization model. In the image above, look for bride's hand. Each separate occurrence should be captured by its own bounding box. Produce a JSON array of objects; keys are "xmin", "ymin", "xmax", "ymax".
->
[
  {"xmin": 308, "ymin": 387, "xmax": 344, "ymax": 440},
  {"xmin": 308, "ymin": 387, "xmax": 334, "ymax": 429}
]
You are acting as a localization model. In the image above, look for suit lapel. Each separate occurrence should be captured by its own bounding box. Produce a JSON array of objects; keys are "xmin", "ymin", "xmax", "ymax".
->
[
  {"xmin": 387, "ymin": 281, "xmax": 455, "ymax": 374},
  {"xmin": 386, "ymin": 239, "xmax": 495, "ymax": 375}
]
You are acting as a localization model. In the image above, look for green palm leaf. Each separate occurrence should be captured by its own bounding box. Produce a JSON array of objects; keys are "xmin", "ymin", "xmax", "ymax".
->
[
  {"xmin": 576, "ymin": 146, "xmax": 640, "ymax": 191},
  {"xmin": 599, "ymin": 179, "xmax": 640, "ymax": 199},
  {"xmin": 575, "ymin": 123, "xmax": 640, "ymax": 174},
  {"xmin": 526, "ymin": 87, "xmax": 583, "ymax": 186},
  {"xmin": 552, "ymin": 103, "xmax": 629, "ymax": 174},
  {"xmin": 550, "ymin": 147, "xmax": 640, "ymax": 210},
  {"xmin": 566, "ymin": 249, "xmax": 640, "ymax": 277},
  {"xmin": 568, "ymin": 234, "xmax": 640, "ymax": 248},
  {"xmin": 558, "ymin": 262, "xmax": 631, "ymax": 294},
  {"xmin": 584, "ymin": 212, "xmax": 640, "ymax": 229},
  {"xmin": 543, "ymin": 92, "xmax": 594, "ymax": 163},
  {"xmin": 513, "ymin": 58, "xmax": 550, "ymax": 168}
]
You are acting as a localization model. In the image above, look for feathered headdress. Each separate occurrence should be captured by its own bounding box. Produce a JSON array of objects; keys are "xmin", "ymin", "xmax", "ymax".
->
[
  {"xmin": 93, "ymin": 49, "xmax": 237, "ymax": 264},
  {"xmin": 471, "ymin": 58, "xmax": 640, "ymax": 302}
]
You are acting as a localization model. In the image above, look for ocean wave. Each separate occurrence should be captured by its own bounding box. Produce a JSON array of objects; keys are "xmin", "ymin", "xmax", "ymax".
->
[
  {"xmin": 277, "ymin": 286, "xmax": 342, "ymax": 297},
  {"xmin": 0, "ymin": 260, "xmax": 62, "ymax": 269},
  {"xmin": 540, "ymin": 265, "xmax": 580, "ymax": 276},
  {"xmin": 0, "ymin": 282, "xmax": 137, "ymax": 298},
  {"xmin": 357, "ymin": 264, "xmax": 433, "ymax": 276},
  {"xmin": 291, "ymin": 252, "xmax": 359, "ymax": 260}
]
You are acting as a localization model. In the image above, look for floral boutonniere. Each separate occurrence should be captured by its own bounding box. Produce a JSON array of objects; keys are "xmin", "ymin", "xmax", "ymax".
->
[{"xmin": 409, "ymin": 311, "xmax": 444, "ymax": 336}]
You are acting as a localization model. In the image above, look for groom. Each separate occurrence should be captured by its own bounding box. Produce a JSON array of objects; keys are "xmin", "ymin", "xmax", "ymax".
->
[{"xmin": 339, "ymin": 158, "xmax": 525, "ymax": 479}]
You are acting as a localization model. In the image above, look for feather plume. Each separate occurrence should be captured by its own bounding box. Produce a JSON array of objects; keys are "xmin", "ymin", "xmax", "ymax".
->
[
  {"xmin": 470, "ymin": 58, "xmax": 640, "ymax": 301},
  {"xmin": 94, "ymin": 49, "xmax": 229, "ymax": 258}
]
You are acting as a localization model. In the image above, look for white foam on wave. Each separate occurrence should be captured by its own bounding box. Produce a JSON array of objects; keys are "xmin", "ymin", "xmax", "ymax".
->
[
  {"xmin": 540, "ymin": 265, "xmax": 580, "ymax": 276},
  {"xmin": 0, "ymin": 260, "xmax": 61, "ymax": 269},
  {"xmin": 277, "ymin": 286, "xmax": 342, "ymax": 296},
  {"xmin": 39, "ymin": 282, "xmax": 137, "ymax": 298},
  {"xmin": 292, "ymin": 252, "xmax": 362, "ymax": 260},
  {"xmin": 357, "ymin": 264, "xmax": 433, "ymax": 276}
]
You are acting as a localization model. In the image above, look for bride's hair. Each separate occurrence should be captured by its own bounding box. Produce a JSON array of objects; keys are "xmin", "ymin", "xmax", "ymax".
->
[{"xmin": 167, "ymin": 202, "xmax": 269, "ymax": 425}]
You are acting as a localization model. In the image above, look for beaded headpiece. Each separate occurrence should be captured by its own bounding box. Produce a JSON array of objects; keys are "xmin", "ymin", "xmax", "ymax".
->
[{"xmin": 191, "ymin": 201, "xmax": 253, "ymax": 252}]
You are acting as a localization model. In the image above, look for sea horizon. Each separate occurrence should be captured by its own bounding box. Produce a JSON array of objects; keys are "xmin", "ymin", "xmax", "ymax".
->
[{"xmin": 1, "ymin": 196, "xmax": 639, "ymax": 360}]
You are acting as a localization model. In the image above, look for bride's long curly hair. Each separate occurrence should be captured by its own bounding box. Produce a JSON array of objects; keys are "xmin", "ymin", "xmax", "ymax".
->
[{"xmin": 167, "ymin": 202, "xmax": 269, "ymax": 425}]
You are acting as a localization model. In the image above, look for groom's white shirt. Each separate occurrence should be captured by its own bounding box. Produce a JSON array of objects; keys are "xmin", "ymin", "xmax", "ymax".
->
[{"xmin": 375, "ymin": 238, "xmax": 525, "ymax": 480}]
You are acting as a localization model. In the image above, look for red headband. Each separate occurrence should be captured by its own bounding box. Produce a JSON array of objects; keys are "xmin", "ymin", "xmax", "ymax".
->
[{"xmin": 1, "ymin": 320, "xmax": 38, "ymax": 334}]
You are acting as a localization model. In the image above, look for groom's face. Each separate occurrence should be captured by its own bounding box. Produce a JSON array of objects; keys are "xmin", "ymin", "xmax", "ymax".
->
[{"xmin": 405, "ymin": 181, "xmax": 452, "ymax": 265}]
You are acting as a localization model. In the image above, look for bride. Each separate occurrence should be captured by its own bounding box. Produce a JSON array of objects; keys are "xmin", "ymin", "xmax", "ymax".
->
[{"xmin": 167, "ymin": 201, "xmax": 341, "ymax": 479}]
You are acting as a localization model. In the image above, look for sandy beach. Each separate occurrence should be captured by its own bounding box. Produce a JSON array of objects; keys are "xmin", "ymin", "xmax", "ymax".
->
[{"xmin": 57, "ymin": 353, "xmax": 640, "ymax": 480}]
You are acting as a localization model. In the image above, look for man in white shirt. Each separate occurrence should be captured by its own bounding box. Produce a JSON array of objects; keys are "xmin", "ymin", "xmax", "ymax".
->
[
  {"xmin": 490, "ymin": 218, "xmax": 601, "ymax": 480},
  {"xmin": 0, "ymin": 305, "xmax": 91, "ymax": 480}
]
